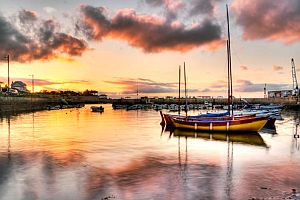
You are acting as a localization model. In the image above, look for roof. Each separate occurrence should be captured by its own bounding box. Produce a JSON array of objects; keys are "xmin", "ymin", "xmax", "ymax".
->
[{"xmin": 11, "ymin": 81, "xmax": 27, "ymax": 87}]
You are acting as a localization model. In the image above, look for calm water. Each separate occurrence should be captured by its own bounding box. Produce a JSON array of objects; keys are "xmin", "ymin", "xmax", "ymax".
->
[{"xmin": 0, "ymin": 104, "xmax": 299, "ymax": 200}]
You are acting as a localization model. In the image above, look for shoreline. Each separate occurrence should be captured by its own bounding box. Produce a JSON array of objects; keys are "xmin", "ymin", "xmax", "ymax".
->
[{"xmin": 1, "ymin": 96, "xmax": 300, "ymax": 114}]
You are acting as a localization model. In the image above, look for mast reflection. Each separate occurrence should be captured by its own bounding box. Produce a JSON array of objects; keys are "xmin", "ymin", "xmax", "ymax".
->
[
  {"xmin": 291, "ymin": 123, "xmax": 300, "ymax": 154},
  {"xmin": 168, "ymin": 129, "xmax": 268, "ymax": 148},
  {"xmin": 166, "ymin": 129, "xmax": 268, "ymax": 199},
  {"xmin": 7, "ymin": 116, "xmax": 11, "ymax": 160}
]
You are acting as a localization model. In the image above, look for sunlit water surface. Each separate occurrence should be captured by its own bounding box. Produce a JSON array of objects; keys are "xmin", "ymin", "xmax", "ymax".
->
[{"xmin": 0, "ymin": 104, "xmax": 299, "ymax": 200}]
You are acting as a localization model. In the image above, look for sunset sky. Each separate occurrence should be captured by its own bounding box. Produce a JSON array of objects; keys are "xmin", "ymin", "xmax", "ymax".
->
[{"xmin": 0, "ymin": 0, "xmax": 299, "ymax": 98}]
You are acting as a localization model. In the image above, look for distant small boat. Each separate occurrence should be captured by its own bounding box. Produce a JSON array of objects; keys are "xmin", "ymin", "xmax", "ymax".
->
[
  {"xmin": 126, "ymin": 105, "xmax": 139, "ymax": 110},
  {"xmin": 47, "ymin": 105, "xmax": 60, "ymax": 110},
  {"xmin": 91, "ymin": 106, "xmax": 104, "ymax": 112}
]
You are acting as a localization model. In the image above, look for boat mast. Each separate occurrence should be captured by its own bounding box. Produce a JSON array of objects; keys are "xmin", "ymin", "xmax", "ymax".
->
[
  {"xmin": 226, "ymin": 4, "xmax": 233, "ymax": 117},
  {"xmin": 227, "ymin": 40, "xmax": 230, "ymax": 115},
  {"xmin": 178, "ymin": 65, "xmax": 181, "ymax": 115},
  {"xmin": 136, "ymin": 79, "xmax": 139, "ymax": 102},
  {"xmin": 184, "ymin": 62, "xmax": 188, "ymax": 117}
]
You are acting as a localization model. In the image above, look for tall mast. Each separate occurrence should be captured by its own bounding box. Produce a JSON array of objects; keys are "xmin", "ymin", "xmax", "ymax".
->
[
  {"xmin": 3, "ymin": 55, "xmax": 10, "ymax": 89},
  {"xmin": 184, "ymin": 62, "xmax": 188, "ymax": 117},
  {"xmin": 7, "ymin": 54, "xmax": 10, "ymax": 89},
  {"xmin": 226, "ymin": 4, "xmax": 233, "ymax": 117},
  {"xmin": 178, "ymin": 65, "xmax": 181, "ymax": 115},
  {"xmin": 136, "ymin": 79, "xmax": 139, "ymax": 100},
  {"xmin": 227, "ymin": 40, "xmax": 230, "ymax": 114}
]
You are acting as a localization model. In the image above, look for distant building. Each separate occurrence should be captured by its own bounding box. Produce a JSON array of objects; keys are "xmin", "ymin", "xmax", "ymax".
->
[
  {"xmin": 268, "ymin": 90, "xmax": 292, "ymax": 98},
  {"xmin": 197, "ymin": 96, "xmax": 212, "ymax": 99},
  {"xmin": 11, "ymin": 81, "xmax": 29, "ymax": 93},
  {"xmin": 166, "ymin": 96, "xmax": 175, "ymax": 99},
  {"xmin": 98, "ymin": 94, "xmax": 108, "ymax": 99},
  {"xmin": 90, "ymin": 91, "xmax": 98, "ymax": 96}
]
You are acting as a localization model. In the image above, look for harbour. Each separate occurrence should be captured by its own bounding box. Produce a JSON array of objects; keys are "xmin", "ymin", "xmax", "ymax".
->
[
  {"xmin": 1, "ymin": 0, "xmax": 300, "ymax": 199},
  {"xmin": 0, "ymin": 104, "xmax": 299, "ymax": 199},
  {"xmin": 1, "ymin": 95, "xmax": 300, "ymax": 115}
]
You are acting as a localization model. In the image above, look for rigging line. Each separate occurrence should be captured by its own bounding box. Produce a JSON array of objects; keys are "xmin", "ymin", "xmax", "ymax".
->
[{"xmin": 231, "ymin": 45, "xmax": 244, "ymax": 69}]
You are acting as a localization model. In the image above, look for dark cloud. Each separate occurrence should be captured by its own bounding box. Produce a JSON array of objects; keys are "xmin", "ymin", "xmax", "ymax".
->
[
  {"xmin": 144, "ymin": 0, "xmax": 185, "ymax": 21},
  {"xmin": 232, "ymin": 0, "xmax": 300, "ymax": 43},
  {"xmin": 235, "ymin": 80, "xmax": 290, "ymax": 92},
  {"xmin": 106, "ymin": 78, "xmax": 200, "ymax": 94},
  {"xmin": 144, "ymin": 0, "xmax": 164, "ymax": 7},
  {"xmin": 106, "ymin": 78, "xmax": 177, "ymax": 94},
  {"xmin": 77, "ymin": 5, "xmax": 223, "ymax": 53},
  {"xmin": 0, "ymin": 10, "xmax": 89, "ymax": 63},
  {"xmin": 18, "ymin": 9, "xmax": 37, "ymax": 24},
  {"xmin": 188, "ymin": 0, "xmax": 220, "ymax": 17},
  {"xmin": 0, "ymin": 15, "xmax": 32, "ymax": 61},
  {"xmin": 210, "ymin": 79, "xmax": 290, "ymax": 93}
]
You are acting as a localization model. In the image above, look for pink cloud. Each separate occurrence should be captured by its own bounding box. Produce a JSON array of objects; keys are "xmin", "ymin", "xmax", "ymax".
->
[
  {"xmin": 77, "ymin": 5, "xmax": 223, "ymax": 53},
  {"xmin": 232, "ymin": 0, "xmax": 300, "ymax": 43}
]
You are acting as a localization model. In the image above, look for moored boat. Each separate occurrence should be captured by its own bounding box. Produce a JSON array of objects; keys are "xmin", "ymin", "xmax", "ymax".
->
[
  {"xmin": 160, "ymin": 5, "xmax": 271, "ymax": 133},
  {"xmin": 171, "ymin": 115, "xmax": 268, "ymax": 132},
  {"xmin": 91, "ymin": 106, "xmax": 104, "ymax": 112}
]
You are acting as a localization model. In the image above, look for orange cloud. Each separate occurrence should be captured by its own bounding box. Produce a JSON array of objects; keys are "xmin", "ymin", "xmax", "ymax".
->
[{"xmin": 77, "ymin": 5, "xmax": 224, "ymax": 53}]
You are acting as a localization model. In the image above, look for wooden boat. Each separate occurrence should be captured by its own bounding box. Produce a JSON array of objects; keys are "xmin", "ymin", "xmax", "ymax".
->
[{"xmin": 170, "ymin": 115, "xmax": 268, "ymax": 132}]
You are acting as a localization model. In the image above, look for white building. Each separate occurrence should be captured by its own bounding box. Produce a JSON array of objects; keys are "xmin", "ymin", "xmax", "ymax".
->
[
  {"xmin": 11, "ymin": 81, "xmax": 29, "ymax": 93},
  {"xmin": 268, "ymin": 90, "xmax": 292, "ymax": 98},
  {"xmin": 98, "ymin": 94, "xmax": 108, "ymax": 99}
]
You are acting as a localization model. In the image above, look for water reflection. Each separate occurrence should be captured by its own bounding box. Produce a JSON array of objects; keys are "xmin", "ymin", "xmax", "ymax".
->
[
  {"xmin": 0, "ymin": 106, "xmax": 299, "ymax": 199},
  {"xmin": 168, "ymin": 129, "xmax": 268, "ymax": 200},
  {"xmin": 169, "ymin": 129, "xmax": 268, "ymax": 148},
  {"xmin": 291, "ymin": 123, "xmax": 300, "ymax": 154},
  {"xmin": 7, "ymin": 116, "xmax": 11, "ymax": 160}
]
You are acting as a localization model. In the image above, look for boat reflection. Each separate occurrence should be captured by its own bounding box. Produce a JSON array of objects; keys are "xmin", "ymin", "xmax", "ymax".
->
[
  {"xmin": 167, "ymin": 129, "xmax": 268, "ymax": 148},
  {"xmin": 260, "ymin": 127, "xmax": 277, "ymax": 135},
  {"xmin": 171, "ymin": 128, "xmax": 268, "ymax": 200}
]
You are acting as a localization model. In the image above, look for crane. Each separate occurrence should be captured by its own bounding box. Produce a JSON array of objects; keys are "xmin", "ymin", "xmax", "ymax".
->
[{"xmin": 292, "ymin": 58, "xmax": 299, "ymax": 96}]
